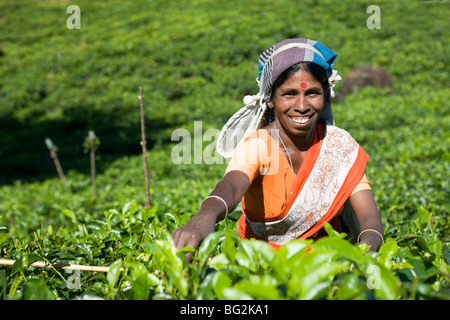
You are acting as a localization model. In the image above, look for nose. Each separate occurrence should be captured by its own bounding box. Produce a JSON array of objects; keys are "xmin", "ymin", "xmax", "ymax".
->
[{"xmin": 293, "ymin": 94, "xmax": 310, "ymax": 113}]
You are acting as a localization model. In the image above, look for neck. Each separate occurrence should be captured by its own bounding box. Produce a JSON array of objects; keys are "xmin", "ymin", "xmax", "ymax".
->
[{"xmin": 274, "ymin": 121, "xmax": 316, "ymax": 152}]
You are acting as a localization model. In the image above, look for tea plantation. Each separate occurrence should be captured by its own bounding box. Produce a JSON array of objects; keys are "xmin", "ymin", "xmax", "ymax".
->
[{"xmin": 0, "ymin": 0, "xmax": 448, "ymax": 301}]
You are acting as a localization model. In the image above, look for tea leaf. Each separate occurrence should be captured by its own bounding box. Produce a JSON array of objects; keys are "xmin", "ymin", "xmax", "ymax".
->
[
  {"xmin": 363, "ymin": 259, "xmax": 400, "ymax": 300},
  {"xmin": 196, "ymin": 231, "xmax": 222, "ymax": 266},
  {"xmin": 22, "ymin": 278, "xmax": 56, "ymax": 300},
  {"xmin": 212, "ymin": 271, "xmax": 233, "ymax": 300},
  {"xmin": 107, "ymin": 259, "xmax": 123, "ymax": 289},
  {"xmin": 378, "ymin": 239, "xmax": 398, "ymax": 269}
]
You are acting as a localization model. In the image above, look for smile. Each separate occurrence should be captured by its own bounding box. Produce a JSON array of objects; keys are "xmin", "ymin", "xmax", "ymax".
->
[{"xmin": 290, "ymin": 116, "xmax": 311, "ymax": 125}]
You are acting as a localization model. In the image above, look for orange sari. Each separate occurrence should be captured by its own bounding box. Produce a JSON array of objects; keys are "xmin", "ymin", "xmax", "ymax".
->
[{"xmin": 225, "ymin": 123, "xmax": 369, "ymax": 249}]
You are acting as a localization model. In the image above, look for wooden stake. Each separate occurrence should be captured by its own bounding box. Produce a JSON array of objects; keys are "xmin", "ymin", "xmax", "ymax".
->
[
  {"xmin": 0, "ymin": 258, "xmax": 113, "ymax": 273},
  {"xmin": 88, "ymin": 130, "xmax": 97, "ymax": 199},
  {"xmin": 138, "ymin": 87, "xmax": 151, "ymax": 208},
  {"xmin": 45, "ymin": 138, "xmax": 66, "ymax": 187}
]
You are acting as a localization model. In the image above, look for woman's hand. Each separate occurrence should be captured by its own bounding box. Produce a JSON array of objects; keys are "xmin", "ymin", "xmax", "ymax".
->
[
  {"xmin": 171, "ymin": 171, "xmax": 250, "ymax": 261},
  {"xmin": 172, "ymin": 211, "xmax": 217, "ymax": 260}
]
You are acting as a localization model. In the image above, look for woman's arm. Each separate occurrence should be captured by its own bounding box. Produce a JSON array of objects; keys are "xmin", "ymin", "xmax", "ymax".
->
[
  {"xmin": 172, "ymin": 170, "xmax": 250, "ymax": 255},
  {"xmin": 348, "ymin": 189, "xmax": 384, "ymax": 252}
]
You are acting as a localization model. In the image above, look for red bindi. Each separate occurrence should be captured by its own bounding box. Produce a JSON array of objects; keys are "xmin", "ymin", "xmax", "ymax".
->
[{"xmin": 300, "ymin": 82, "xmax": 307, "ymax": 88}]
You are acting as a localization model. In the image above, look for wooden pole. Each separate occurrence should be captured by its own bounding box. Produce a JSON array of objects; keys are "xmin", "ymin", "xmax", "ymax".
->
[
  {"xmin": 138, "ymin": 86, "xmax": 151, "ymax": 208},
  {"xmin": 88, "ymin": 130, "xmax": 97, "ymax": 199},
  {"xmin": 45, "ymin": 138, "xmax": 66, "ymax": 187},
  {"xmin": 0, "ymin": 258, "xmax": 113, "ymax": 273}
]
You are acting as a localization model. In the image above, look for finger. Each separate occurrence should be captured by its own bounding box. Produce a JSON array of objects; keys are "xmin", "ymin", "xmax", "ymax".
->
[
  {"xmin": 181, "ymin": 232, "xmax": 201, "ymax": 250},
  {"xmin": 172, "ymin": 228, "xmax": 191, "ymax": 250},
  {"xmin": 183, "ymin": 236, "xmax": 200, "ymax": 263},
  {"xmin": 172, "ymin": 229, "xmax": 181, "ymax": 248},
  {"xmin": 185, "ymin": 251, "xmax": 194, "ymax": 263}
]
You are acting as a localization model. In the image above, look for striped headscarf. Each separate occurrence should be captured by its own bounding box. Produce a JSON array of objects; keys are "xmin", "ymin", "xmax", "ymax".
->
[
  {"xmin": 217, "ymin": 38, "xmax": 341, "ymax": 158},
  {"xmin": 258, "ymin": 38, "xmax": 339, "ymax": 99}
]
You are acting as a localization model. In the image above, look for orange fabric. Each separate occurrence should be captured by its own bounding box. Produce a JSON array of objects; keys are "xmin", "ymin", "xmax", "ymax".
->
[
  {"xmin": 225, "ymin": 123, "xmax": 369, "ymax": 247},
  {"xmin": 225, "ymin": 124, "xmax": 370, "ymax": 220}
]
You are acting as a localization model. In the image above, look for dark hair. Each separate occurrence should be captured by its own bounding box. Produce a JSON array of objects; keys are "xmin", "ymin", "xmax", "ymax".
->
[{"xmin": 269, "ymin": 62, "xmax": 331, "ymax": 101}]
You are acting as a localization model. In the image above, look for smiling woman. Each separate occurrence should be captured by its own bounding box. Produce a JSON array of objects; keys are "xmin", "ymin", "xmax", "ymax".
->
[
  {"xmin": 267, "ymin": 62, "xmax": 326, "ymax": 153},
  {"xmin": 172, "ymin": 38, "xmax": 384, "ymax": 255}
]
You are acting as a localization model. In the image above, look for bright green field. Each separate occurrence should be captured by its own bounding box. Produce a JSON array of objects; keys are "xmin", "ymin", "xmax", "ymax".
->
[{"xmin": 0, "ymin": 0, "xmax": 448, "ymax": 300}]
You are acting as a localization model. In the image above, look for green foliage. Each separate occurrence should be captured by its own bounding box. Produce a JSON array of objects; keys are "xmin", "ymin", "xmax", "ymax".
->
[
  {"xmin": 2, "ymin": 202, "xmax": 448, "ymax": 300},
  {"xmin": 0, "ymin": 0, "xmax": 448, "ymax": 300}
]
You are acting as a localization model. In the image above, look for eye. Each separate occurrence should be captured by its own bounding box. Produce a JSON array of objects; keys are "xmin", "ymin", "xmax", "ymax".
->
[
  {"xmin": 281, "ymin": 90, "xmax": 298, "ymax": 97},
  {"xmin": 306, "ymin": 88, "xmax": 323, "ymax": 97}
]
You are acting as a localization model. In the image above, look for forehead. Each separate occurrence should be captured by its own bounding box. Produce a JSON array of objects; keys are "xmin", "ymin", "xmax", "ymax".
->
[{"xmin": 279, "ymin": 70, "xmax": 322, "ymax": 88}]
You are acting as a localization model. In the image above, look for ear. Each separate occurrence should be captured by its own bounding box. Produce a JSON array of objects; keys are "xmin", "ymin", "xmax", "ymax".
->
[{"xmin": 267, "ymin": 100, "xmax": 274, "ymax": 109}]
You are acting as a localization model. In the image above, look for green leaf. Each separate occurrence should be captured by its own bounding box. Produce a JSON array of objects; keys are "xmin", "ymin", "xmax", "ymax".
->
[
  {"xmin": 273, "ymin": 240, "xmax": 312, "ymax": 279},
  {"xmin": 399, "ymin": 234, "xmax": 420, "ymax": 241},
  {"xmin": 430, "ymin": 287, "xmax": 450, "ymax": 300},
  {"xmin": 62, "ymin": 209, "xmax": 77, "ymax": 223},
  {"xmin": 196, "ymin": 231, "xmax": 222, "ymax": 266},
  {"xmin": 0, "ymin": 234, "xmax": 9, "ymax": 247},
  {"xmin": 234, "ymin": 251, "xmax": 254, "ymax": 270},
  {"xmin": 124, "ymin": 261, "xmax": 159, "ymax": 300},
  {"xmin": 363, "ymin": 259, "xmax": 400, "ymax": 300},
  {"xmin": 178, "ymin": 246, "xmax": 195, "ymax": 254},
  {"xmin": 443, "ymin": 243, "xmax": 450, "ymax": 265},
  {"xmin": 22, "ymin": 278, "xmax": 56, "ymax": 300},
  {"xmin": 140, "ymin": 241, "xmax": 158, "ymax": 253},
  {"xmin": 336, "ymin": 272, "xmax": 366, "ymax": 300},
  {"xmin": 323, "ymin": 222, "xmax": 345, "ymax": 239},
  {"xmin": 212, "ymin": 271, "xmax": 233, "ymax": 300},
  {"xmin": 297, "ymin": 261, "xmax": 349, "ymax": 299},
  {"xmin": 76, "ymin": 242, "xmax": 93, "ymax": 260},
  {"xmin": 314, "ymin": 237, "xmax": 365, "ymax": 265},
  {"xmin": 208, "ymin": 253, "xmax": 230, "ymax": 269},
  {"xmin": 0, "ymin": 270, "xmax": 6, "ymax": 300},
  {"xmin": 142, "ymin": 206, "xmax": 157, "ymax": 221},
  {"xmin": 378, "ymin": 239, "xmax": 398, "ymax": 269},
  {"xmin": 416, "ymin": 206, "xmax": 431, "ymax": 230},
  {"xmin": 222, "ymin": 230, "xmax": 238, "ymax": 264},
  {"xmin": 165, "ymin": 266, "xmax": 189, "ymax": 297},
  {"xmin": 195, "ymin": 271, "xmax": 217, "ymax": 300},
  {"xmin": 107, "ymin": 259, "xmax": 123, "ymax": 289},
  {"xmin": 11, "ymin": 253, "xmax": 28, "ymax": 276},
  {"xmin": 246, "ymin": 239, "xmax": 276, "ymax": 265},
  {"xmin": 284, "ymin": 240, "xmax": 312, "ymax": 261},
  {"xmin": 220, "ymin": 287, "xmax": 253, "ymax": 300},
  {"xmin": 428, "ymin": 239, "xmax": 443, "ymax": 264},
  {"xmin": 234, "ymin": 275, "xmax": 281, "ymax": 300},
  {"xmin": 404, "ymin": 258, "xmax": 438, "ymax": 280},
  {"xmin": 84, "ymin": 221, "xmax": 103, "ymax": 231},
  {"xmin": 155, "ymin": 239, "xmax": 183, "ymax": 271},
  {"xmin": 122, "ymin": 201, "xmax": 138, "ymax": 217},
  {"xmin": 301, "ymin": 280, "xmax": 332, "ymax": 300},
  {"xmin": 128, "ymin": 274, "xmax": 151, "ymax": 299}
]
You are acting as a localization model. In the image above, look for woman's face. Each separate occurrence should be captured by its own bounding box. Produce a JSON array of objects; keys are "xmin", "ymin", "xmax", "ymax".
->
[{"xmin": 269, "ymin": 68, "xmax": 324, "ymax": 141}]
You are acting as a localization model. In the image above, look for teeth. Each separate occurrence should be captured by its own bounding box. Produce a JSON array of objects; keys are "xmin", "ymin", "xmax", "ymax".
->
[{"xmin": 292, "ymin": 117, "xmax": 309, "ymax": 124}]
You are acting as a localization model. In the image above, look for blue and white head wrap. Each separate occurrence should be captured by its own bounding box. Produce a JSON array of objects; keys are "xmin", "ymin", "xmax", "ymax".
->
[{"xmin": 217, "ymin": 38, "xmax": 342, "ymax": 158}]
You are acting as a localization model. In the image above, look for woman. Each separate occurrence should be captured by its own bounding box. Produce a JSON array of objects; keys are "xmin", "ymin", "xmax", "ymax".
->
[{"xmin": 172, "ymin": 38, "xmax": 383, "ymax": 255}]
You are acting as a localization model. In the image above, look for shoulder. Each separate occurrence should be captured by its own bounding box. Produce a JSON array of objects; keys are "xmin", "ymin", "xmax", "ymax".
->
[
  {"xmin": 325, "ymin": 123, "xmax": 350, "ymax": 135},
  {"xmin": 324, "ymin": 123, "xmax": 357, "ymax": 144},
  {"xmin": 245, "ymin": 128, "xmax": 271, "ymax": 142},
  {"xmin": 225, "ymin": 129, "xmax": 272, "ymax": 182},
  {"xmin": 234, "ymin": 129, "xmax": 273, "ymax": 160}
]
